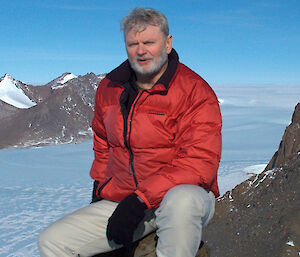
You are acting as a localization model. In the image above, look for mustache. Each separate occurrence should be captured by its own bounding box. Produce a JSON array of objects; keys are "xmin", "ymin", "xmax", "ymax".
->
[{"xmin": 136, "ymin": 56, "xmax": 153, "ymax": 61}]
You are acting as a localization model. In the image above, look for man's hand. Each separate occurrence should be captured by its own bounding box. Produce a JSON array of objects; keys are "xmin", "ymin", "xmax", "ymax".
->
[{"xmin": 106, "ymin": 193, "xmax": 146, "ymax": 246}]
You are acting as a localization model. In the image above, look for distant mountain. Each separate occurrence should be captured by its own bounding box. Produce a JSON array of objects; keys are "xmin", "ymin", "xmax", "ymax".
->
[{"xmin": 0, "ymin": 73, "xmax": 104, "ymax": 149}]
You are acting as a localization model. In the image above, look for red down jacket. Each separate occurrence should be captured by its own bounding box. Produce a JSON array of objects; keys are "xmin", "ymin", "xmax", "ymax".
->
[{"xmin": 90, "ymin": 49, "xmax": 222, "ymax": 209}]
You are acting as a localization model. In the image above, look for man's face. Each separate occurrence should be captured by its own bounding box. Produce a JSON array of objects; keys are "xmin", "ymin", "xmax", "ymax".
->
[{"xmin": 125, "ymin": 25, "xmax": 172, "ymax": 78}]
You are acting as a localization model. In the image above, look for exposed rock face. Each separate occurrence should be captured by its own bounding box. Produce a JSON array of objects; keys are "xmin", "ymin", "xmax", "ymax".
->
[
  {"xmin": 18, "ymin": 80, "xmax": 52, "ymax": 104},
  {"xmin": 0, "ymin": 73, "xmax": 104, "ymax": 149},
  {"xmin": 264, "ymin": 103, "xmax": 300, "ymax": 171},
  {"xmin": 203, "ymin": 156, "xmax": 299, "ymax": 257},
  {"xmin": 203, "ymin": 102, "xmax": 300, "ymax": 257},
  {"xmin": 0, "ymin": 100, "xmax": 20, "ymax": 119}
]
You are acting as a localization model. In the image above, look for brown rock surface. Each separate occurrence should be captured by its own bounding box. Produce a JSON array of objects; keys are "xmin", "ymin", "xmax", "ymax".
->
[
  {"xmin": 204, "ymin": 156, "xmax": 300, "ymax": 257},
  {"xmin": 93, "ymin": 234, "xmax": 209, "ymax": 257},
  {"xmin": 264, "ymin": 103, "xmax": 300, "ymax": 171},
  {"xmin": 203, "ymin": 102, "xmax": 300, "ymax": 257}
]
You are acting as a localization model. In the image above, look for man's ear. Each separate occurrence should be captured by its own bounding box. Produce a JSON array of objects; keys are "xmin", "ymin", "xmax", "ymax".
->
[{"xmin": 166, "ymin": 34, "xmax": 173, "ymax": 54}]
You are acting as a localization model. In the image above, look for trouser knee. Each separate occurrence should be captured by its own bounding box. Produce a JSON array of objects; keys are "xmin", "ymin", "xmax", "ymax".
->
[
  {"xmin": 38, "ymin": 228, "xmax": 51, "ymax": 252},
  {"xmin": 156, "ymin": 185, "xmax": 215, "ymax": 226},
  {"xmin": 38, "ymin": 223, "xmax": 67, "ymax": 255},
  {"xmin": 154, "ymin": 185, "xmax": 215, "ymax": 257}
]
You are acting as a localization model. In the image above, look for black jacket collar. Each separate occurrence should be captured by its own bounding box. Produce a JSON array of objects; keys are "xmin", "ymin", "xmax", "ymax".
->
[{"xmin": 106, "ymin": 49, "xmax": 179, "ymax": 90}]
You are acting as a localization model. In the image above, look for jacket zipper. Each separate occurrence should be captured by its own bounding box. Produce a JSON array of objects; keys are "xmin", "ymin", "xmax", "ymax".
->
[
  {"xmin": 96, "ymin": 177, "xmax": 112, "ymax": 198},
  {"xmin": 125, "ymin": 90, "xmax": 146, "ymax": 188}
]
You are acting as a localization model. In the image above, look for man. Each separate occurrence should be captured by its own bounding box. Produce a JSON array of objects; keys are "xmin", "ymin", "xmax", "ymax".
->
[{"xmin": 38, "ymin": 7, "xmax": 222, "ymax": 257}]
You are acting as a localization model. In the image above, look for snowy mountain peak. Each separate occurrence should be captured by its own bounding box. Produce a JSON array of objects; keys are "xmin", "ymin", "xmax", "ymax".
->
[
  {"xmin": 1, "ymin": 73, "xmax": 16, "ymax": 84},
  {"xmin": 58, "ymin": 73, "xmax": 77, "ymax": 84},
  {"xmin": 3, "ymin": 73, "xmax": 13, "ymax": 80},
  {"xmin": 51, "ymin": 73, "xmax": 78, "ymax": 90},
  {"xmin": 0, "ymin": 73, "xmax": 36, "ymax": 109}
]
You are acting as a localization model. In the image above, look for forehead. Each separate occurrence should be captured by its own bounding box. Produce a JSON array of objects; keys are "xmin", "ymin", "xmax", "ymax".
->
[{"xmin": 125, "ymin": 25, "xmax": 164, "ymax": 42}]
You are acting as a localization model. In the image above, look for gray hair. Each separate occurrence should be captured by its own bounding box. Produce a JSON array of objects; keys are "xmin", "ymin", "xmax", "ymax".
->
[{"xmin": 121, "ymin": 8, "xmax": 169, "ymax": 38}]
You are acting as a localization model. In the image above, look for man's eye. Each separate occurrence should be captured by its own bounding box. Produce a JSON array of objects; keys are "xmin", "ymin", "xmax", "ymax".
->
[
  {"xmin": 144, "ymin": 41, "xmax": 154, "ymax": 45},
  {"xmin": 128, "ymin": 43, "xmax": 138, "ymax": 47}
]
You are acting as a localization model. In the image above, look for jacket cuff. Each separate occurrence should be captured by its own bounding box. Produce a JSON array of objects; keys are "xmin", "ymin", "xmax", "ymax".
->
[{"xmin": 134, "ymin": 190, "xmax": 152, "ymax": 210}]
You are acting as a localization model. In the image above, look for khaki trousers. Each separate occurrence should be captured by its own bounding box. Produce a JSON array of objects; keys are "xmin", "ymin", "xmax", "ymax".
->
[{"xmin": 38, "ymin": 185, "xmax": 215, "ymax": 257}]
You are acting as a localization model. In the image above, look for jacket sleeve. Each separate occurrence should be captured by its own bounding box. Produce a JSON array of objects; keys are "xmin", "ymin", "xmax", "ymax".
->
[
  {"xmin": 89, "ymin": 82, "xmax": 109, "ymax": 182},
  {"xmin": 135, "ymin": 81, "xmax": 222, "ymax": 209}
]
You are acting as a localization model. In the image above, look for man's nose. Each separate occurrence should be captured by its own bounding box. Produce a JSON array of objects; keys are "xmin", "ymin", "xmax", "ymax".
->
[{"xmin": 137, "ymin": 44, "xmax": 146, "ymax": 55}]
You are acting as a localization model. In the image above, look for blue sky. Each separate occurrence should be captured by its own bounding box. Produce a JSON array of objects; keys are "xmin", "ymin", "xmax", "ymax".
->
[{"xmin": 1, "ymin": 0, "xmax": 300, "ymax": 85}]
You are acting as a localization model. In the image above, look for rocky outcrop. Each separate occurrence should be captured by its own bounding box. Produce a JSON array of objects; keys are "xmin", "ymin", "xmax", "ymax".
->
[
  {"xmin": 264, "ymin": 103, "xmax": 300, "ymax": 171},
  {"xmin": 203, "ymin": 156, "xmax": 299, "ymax": 257},
  {"xmin": 203, "ymin": 102, "xmax": 300, "ymax": 257}
]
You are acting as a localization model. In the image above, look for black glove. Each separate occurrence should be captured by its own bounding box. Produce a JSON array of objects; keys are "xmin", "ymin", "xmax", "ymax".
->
[{"xmin": 106, "ymin": 193, "xmax": 146, "ymax": 246}]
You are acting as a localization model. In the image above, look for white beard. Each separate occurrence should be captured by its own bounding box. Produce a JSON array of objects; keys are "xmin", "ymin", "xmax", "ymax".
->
[{"xmin": 128, "ymin": 50, "xmax": 168, "ymax": 77}]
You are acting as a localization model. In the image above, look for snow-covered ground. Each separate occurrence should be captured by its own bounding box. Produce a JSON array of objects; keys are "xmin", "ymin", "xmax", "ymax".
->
[{"xmin": 0, "ymin": 84, "xmax": 299, "ymax": 257}]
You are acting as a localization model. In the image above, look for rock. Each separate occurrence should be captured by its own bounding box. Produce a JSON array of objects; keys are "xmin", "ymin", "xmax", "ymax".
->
[
  {"xmin": 93, "ymin": 234, "xmax": 210, "ymax": 257},
  {"xmin": 264, "ymin": 102, "xmax": 300, "ymax": 171},
  {"xmin": 203, "ymin": 103, "xmax": 300, "ymax": 257},
  {"xmin": 133, "ymin": 233, "xmax": 210, "ymax": 257},
  {"xmin": 133, "ymin": 233, "xmax": 156, "ymax": 257}
]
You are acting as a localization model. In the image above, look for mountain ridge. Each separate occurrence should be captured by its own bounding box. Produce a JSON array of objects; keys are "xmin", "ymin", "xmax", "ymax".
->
[{"xmin": 0, "ymin": 73, "xmax": 104, "ymax": 149}]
